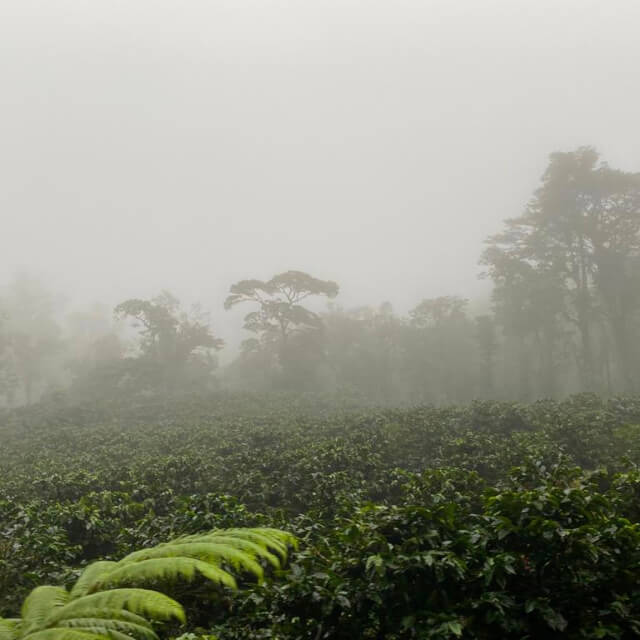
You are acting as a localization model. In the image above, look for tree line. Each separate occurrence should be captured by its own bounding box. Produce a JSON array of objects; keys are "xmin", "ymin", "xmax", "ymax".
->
[{"xmin": 1, "ymin": 146, "xmax": 639, "ymax": 406}]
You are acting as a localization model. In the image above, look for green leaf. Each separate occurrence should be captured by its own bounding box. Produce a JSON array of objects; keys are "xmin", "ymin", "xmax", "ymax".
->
[
  {"xmin": 91, "ymin": 559, "xmax": 236, "ymax": 592},
  {"xmin": 54, "ymin": 591, "xmax": 185, "ymax": 624},
  {"xmin": 71, "ymin": 564, "xmax": 119, "ymax": 600},
  {"xmin": 22, "ymin": 588, "xmax": 70, "ymax": 632},
  {"xmin": 0, "ymin": 620, "xmax": 20, "ymax": 640}
]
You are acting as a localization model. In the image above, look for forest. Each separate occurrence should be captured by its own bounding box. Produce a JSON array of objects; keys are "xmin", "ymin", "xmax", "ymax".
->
[
  {"xmin": 1, "ymin": 146, "xmax": 640, "ymax": 638},
  {"xmin": 1, "ymin": 148, "xmax": 640, "ymax": 408}
]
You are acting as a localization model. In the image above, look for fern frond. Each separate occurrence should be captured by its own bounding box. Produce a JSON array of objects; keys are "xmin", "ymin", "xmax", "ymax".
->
[
  {"xmin": 21, "ymin": 630, "xmax": 104, "ymax": 640},
  {"xmin": 217, "ymin": 528, "xmax": 295, "ymax": 555},
  {"xmin": 168, "ymin": 535, "xmax": 281, "ymax": 568},
  {"xmin": 40, "ymin": 629, "xmax": 130, "ymax": 640},
  {"xmin": 115, "ymin": 528, "xmax": 296, "ymax": 587},
  {"xmin": 170, "ymin": 527, "xmax": 295, "ymax": 552},
  {"xmin": 70, "ymin": 563, "xmax": 118, "ymax": 599},
  {"xmin": 118, "ymin": 543, "xmax": 264, "ymax": 581},
  {"xmin": 211, "ymin": 528, "xmax": 295, "ymax": 561},
  {"xmin": 90, "ymin": 558, "xmax": 236, "ymax": 592},
  {"xmin": 48, "ymin": 610, "xmax": 151, "ymax": 631},
  {"xmin": 0, "ymin": 619, "xmax": 20, "ymax": 640},
  {"xmin": 233, "ymin": 527, "xmax": 298, "ymax": 550},
  {"xmin": 22, "ymin": 588, "xmax": 70, "ymax": 631},
  {"xmin": 10, "ymin": 526, "xmax": 294, "ymax": 640},
  {"xmin": 69, "ymin": 630, "xmax": 131, "ymax": 640},
  {"xmin": 55, "ymin": 617, "xmax": 158, "ymax": 640},
  {"xmin": 53, "ymin": 590, "xmax": 184, "ymax": 624}
]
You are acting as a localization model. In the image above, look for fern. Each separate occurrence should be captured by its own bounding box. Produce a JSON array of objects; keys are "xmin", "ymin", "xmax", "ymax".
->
[
  {"xmin": 210, "ymin": 528, "xmax": 296, "ymax": 561},
  {"xmin": 45, "ymin": 608, "xmax": 157, "ymax": 640},
  {"xmin": 50, "ymin": 609, "xmax": 152, "ymax": 630},
  {"xmin": 84, "ymin": 528, "xmax": 296, "ymax": 593},
  {"xmin": 6, "ymin": 526, "xmax": 295, "ymax": 640},
  {"xmin": 0, "ymin": 619, "xmax": 20, "ymax": 640},
  {"xmin": 50, "ymin": 591, "xmax": 185, "ymax": 625},
  {"xmin": 14, "ymin": 589, "xmax": 184, "ymax": 640},
  {"xmin": 55, "ymin": 617, "xmax": 157, "ymax": 640},
  {"xmin": 21, "ymin": 588, "xmax": 70, "ymax": 634},
  {"xmin": 115, "ymin": 542, "xmax": 265, "ymax": 580},
  {"xmin": 70, "ymin": 564, "xmax": 118, "ymax": 600},
  {"xmin": 90, "ymin": 559, "xmax": 237, "ymax": 591},
  {"xmin": 21, "ymin": 631, "xmax": 104, "ymax": 640}
]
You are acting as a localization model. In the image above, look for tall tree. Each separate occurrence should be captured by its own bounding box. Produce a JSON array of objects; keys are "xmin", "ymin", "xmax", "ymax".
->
[
  {"xmin": 115, "ymin": 291, "xmax": 223, "ymax": 394},
  {"xmin": 481, "ymin": 243, "xmax": 566, "ymax": 399},
  {"xmin": 404, "ymin": 296, "xmax": 475, "ymax": 403},
  {"xmin": 323, "ymin": 302, "xmax": 401, "ymax": 400},
  {"xmin": 224, "ymin": 271, "xmax": 339, "ymax": 387},
  {"xmin": 65, "ymin": 304, "xmax": 126, "ymax": 401},
  {"xmin": 483, "ymin": 147, "xmax": 640, "ymax": 394},
  {"xmin": 2, "ymin": 274, "xmax": 62, "ymax": 405}
]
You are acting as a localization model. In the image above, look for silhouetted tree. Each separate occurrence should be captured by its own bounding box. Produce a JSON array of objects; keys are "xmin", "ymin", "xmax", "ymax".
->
[
  {"xmin": 323, "ymin": 303, "xmax": 401, "ymax": 400},
  {"xmin": 65, "ymin": 304, "xmax": 126, "ymax": 401},
  {"xmin": 115, "ymin": 291, "xmax": 223, "ymax": 394},
  {"xmin": 224, "ymin": 271, "xmax": 339, "ymax": 388},
  {"xmin": 481, "ymin": 243, "xmax": 566, "ymax": 399},
  {"xmin": 1, "ymin": 274, "xmax": 62, "ymax": 405},
  {"xmin": 404, "ymin": 296, "xmax": 475, "ymax": 403},
  {"xmin": 483, "ymin": 147, "xmax": 640, "ymax": 394}
]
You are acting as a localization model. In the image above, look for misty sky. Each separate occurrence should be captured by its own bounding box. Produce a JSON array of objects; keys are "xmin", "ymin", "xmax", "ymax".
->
[{"xmin": 2, "ymin": 0, "xmax": 640, "ymax": 326}]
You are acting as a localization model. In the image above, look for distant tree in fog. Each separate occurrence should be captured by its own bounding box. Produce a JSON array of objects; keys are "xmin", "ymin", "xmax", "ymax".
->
[
  {"xmin": 403, "ymin": 296, "xmax": 475, "ymax": 403},
  {"xmin": 115, "ymin": 291, "xmax": 224, "ymax": 394},
  {"xmin": 0, "ymin": 274, "xmax": 61, "ymax": 405},
  {"xmin": 322, "ymin": 302, "xmax": 401, "ymax": 400},
  {"xmin": 64, "ymin": 304, "xmax": 126, "ymax": 400},
  {"xmin": 482, "ymin": 146, "xmax": 640, "ymax": 396},
  {"xmin": 224, "ymin": 270, "xmax": 339, "ymax": 387},
  {"xmin": 0, "ymin": 302, "xmax": 17, "ymax": 404},
  {"xmin": 475, "ymin": 314, "xmax": 498, "ymax": 397},
  {"xmin": 409, "ymin": 296, "xmax": 468, "ymax": 329}
]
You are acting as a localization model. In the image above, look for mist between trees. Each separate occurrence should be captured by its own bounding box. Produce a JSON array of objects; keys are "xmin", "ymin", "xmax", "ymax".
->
[{"xmin": 1, "ymin": 146, "xmax": 639, "ymax": 407}]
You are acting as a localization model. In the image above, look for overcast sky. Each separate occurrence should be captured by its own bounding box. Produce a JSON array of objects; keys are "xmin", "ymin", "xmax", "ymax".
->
[{"xmin": 1, "ymin": 0, "xmax": 639, "ymax": 333}]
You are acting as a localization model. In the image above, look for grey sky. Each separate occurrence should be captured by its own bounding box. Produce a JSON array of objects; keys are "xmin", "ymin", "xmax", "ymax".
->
[{"xmin": 1, "ymin": 0, "xmax": 639, "ymax": 332}]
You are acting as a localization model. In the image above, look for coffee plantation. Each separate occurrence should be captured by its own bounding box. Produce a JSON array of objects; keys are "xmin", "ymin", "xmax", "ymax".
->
[{"xmin": 2, "ymin": 392, "xmax": 640, "ymax": 638}]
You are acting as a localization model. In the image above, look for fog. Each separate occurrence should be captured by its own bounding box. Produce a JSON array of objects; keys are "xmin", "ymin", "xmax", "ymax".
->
[
  {"xmin": 2, "ymin": 1, "xmax": 639, "ymax": 303},
  {"xmin": 1, "ymin": 1, "xmax": 640, "ymax": 403}
]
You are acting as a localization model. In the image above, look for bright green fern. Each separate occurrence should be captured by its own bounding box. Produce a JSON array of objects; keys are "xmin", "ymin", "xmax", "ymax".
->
[{"xmin": 0, "ymin": 527, "xmax": 295, "ymax": 640}]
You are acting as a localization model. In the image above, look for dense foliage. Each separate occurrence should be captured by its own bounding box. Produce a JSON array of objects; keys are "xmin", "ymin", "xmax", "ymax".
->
[
  {"xmin": 0, "ymin": 526, "xmax": 294, "ymax": 640},
  {"xmin": 2, "ymin": 392, "xmax": 640, "ymax": 638}
]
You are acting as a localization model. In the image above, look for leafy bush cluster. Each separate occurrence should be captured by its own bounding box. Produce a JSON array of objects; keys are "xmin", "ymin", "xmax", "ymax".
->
[{"xmin": 2, "ymin": 392, "xmax": 640, "ymax": 638}]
